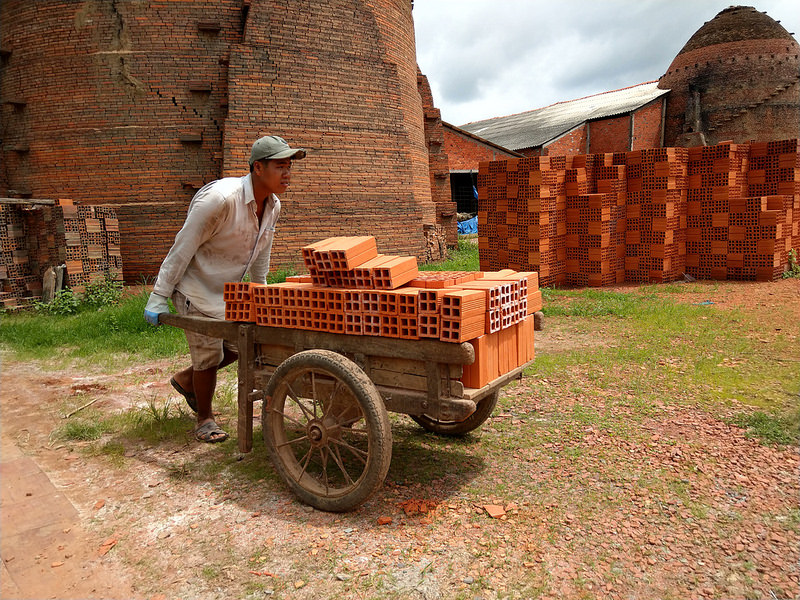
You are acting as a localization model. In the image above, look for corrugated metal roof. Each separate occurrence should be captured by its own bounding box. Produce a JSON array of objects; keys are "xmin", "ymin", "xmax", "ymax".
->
[{"xmin": 459, "ymin": 82, "xmax": 669, "ymax": 151}]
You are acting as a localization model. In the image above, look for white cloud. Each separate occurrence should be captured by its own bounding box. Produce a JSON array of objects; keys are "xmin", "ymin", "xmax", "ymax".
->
[{"xmin": 414, "ymin": 0, "xmax": 800, "ymax": 125}]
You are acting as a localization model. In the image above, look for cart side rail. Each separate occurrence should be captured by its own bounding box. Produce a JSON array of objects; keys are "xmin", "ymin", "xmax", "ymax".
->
[{"xmin": 251, "ymin": 325, "xmax": 475, "ymax": 365}]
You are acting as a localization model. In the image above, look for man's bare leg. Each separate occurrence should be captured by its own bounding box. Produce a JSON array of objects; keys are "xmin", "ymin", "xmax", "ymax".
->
[
  {"xmin": 171, "ymin": 349, "xmax": 237, "ymax": 401},
  {"xmin": 171, "ymin": 349, "xmax": 237, "ymax": 442}
]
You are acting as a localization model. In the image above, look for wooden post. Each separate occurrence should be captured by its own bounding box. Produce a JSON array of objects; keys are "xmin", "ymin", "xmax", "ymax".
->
[
  {"xmin": 237, "ymin": 324, "xmax": 256, "ymax": 453},
  {"xmin": 41, "ymin": 267, "xmax": 56, "ymax": 303}
]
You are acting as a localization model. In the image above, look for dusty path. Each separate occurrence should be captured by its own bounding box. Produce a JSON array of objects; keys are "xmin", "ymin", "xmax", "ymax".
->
[{"xmin": 1, "ymin": 279, "xmax": 798, "ymax": 600}]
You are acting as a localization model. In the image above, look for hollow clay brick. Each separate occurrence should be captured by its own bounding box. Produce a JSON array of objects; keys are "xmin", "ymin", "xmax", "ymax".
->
[{"xmin": 372, "ymin": 256, "xmax": 419, "ymax": 290}]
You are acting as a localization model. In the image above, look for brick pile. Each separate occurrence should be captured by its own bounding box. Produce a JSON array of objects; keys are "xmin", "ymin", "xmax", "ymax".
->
[
  {"xmin": 480, "ymin": 155, "xmax": 569, "ymax": 284},
  {"xmin": 0, "ymin": 199, "xmax": 123, "ymax": 309},
  {"xmin": 567, "ymin": 154, "xmax": 627, "ymax": 286},
  {"xmin": 478, "ymin": 139, "xmax": 800, "ymax": 286},
  {"xmin": 622, "ymin": 147, "xmax": 689, "ymax": 283},
  {"xmin": 0, "ymin": 203, "xmax": 41, "ymax": 308},
  {"xmin": 223, "ymin": 236, "xmax": 541, "ymax": 389},
  {"xmin": 60, "ymin": 200, "xmax": 123, "ymax": 293}
]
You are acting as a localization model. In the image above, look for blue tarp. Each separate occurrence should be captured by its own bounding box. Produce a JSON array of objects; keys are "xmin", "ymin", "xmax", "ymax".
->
[{"xmin": 458, "ymin": 215, "xmax": 478, "ymax": 234}]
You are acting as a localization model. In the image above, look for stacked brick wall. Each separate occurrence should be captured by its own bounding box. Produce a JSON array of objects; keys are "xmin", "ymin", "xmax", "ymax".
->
[
  {"xmin": 619, "ymin": 148, "xmax": 689, "ymax": 283},
  {"xmin": 418, "ymin": 69, "xmax": 457, "ymax": 250},
  {"xmin": 566, "ymin": 155, "xmax": 627, "ymax": 286},
  {"xmin": 0, "ymin": 200, "xmax": 122, "ymax": 309},
  {"xmin": 1, "ymin": 0, "xmax": 442, "ymax": 284},
  {"xmin": 685, "ymin": 140, "xmax": 800, "ymax": 281},
  {"xmin": 60, "ymin": 201, "xmax": 124, "ymax": 292},
  {"xmin": 477, "ymin": 139, "xmax": 799, "ymax": 286},
  {"xmin": 0, "ymin": 204, "xmax": 50, "ymax": 308}
]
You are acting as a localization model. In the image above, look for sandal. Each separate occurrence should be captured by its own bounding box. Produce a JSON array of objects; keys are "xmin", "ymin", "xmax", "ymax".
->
[
  {"xmin": 194, "ymin": 420, "xmax": 229, "ymax": 443},
  {"xmin": 170, "ymin": 377, "xmax": 197, "ymax": 413}
]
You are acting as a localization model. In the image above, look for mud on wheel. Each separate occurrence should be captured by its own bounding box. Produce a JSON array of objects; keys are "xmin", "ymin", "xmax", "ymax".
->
[
  {"xmin": 262, "ymin": 350, "xmax": 392, "ymax": 512},
  {"xmin": 410, "ymin": 390, "xmax": 499, "ymax": 436}
]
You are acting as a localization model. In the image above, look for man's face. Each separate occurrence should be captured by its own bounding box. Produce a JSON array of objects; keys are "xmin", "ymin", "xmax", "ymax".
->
[{"xmin": 253, "ymin": 158, "xmax": 293, "ymax": 196}]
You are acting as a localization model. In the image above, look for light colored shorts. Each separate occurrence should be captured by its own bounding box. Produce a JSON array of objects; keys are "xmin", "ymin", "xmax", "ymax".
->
[{"xmin": 172, "ymin": 290, "xmax": 238, "ymax": 370}]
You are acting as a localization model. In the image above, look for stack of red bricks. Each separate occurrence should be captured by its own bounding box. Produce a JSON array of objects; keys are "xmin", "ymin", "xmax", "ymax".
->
[
  {"xmin": 566, "ymin": 154, "xmax": 627, "ymax": 286},
  {"xmin": 223, "ymin": 236, "xmax": 541, "ymax": 389},
  {"xmin": 738, "ymin": 139, "xmax": 798, "ymax": 281},
  {"xmin": 0, "ymin": 199, "xmax": 122, "ymax": 309},
  {"xmin": 0, "ymin": 203, "xmax": 37, "ymax": 308},
  {"xmin": 482, "ymin": 155, "xmax": 568, "ymax": 284},
  {"xmin": 60, "ymin": 199, "xmax": 123, "ymax": 292},
  {"xmin": 623, "ymin": 147, "xmax": 689, "ymax": 283},
  {"xmin": 478, "ymin": 139, "xmax": 800, "ymax": 285}
]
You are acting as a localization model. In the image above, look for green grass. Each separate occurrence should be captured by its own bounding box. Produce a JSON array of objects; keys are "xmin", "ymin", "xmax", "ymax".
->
[
  {"xmin": 1, "ymin": 268, "xmax": 297, "ymax": 366},
  {"xmin": 1, "ymin": 287, "xmax": 187, "ymax": 365},
  {"xmin": 534, "ymin": 286, "xmax": 799, "ymax": 446},
  {"xmin": 419, "ymin": 239, "xmax": 479, "ymax": 271},
  {"xmin": 729, "ymin": 410, "xmax": 800, "ymax": 446},
  {"xmin": 55, "ymin": 413, "xmax": 114, "ymax": 441}
]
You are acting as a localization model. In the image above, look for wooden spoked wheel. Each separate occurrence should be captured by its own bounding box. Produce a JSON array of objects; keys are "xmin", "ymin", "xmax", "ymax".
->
[{"xmin": 262, "ymin": 350, "xmax": 392, "ymax": 512}]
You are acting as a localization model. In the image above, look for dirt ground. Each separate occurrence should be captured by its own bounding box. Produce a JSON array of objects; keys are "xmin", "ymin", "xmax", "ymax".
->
[{"xmin": 1, "ymin": 278, "xmax": 798, "ymax": 600}]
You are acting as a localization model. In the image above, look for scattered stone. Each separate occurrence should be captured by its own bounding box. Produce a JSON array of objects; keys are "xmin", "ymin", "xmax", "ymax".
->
[{"xmin": 484, "ymin": 505, "xmax": 506, "ymax": 519}]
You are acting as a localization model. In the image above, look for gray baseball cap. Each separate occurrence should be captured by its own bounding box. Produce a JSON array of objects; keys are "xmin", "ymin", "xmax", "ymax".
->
[{"xmin": 249, "ymin": 135, "xmax": 306, "ymax": 165}]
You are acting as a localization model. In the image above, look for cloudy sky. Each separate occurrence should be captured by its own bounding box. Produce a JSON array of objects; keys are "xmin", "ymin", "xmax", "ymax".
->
[{"xmin": 413, "ymin": 1, "xmax": 800, "ymax": 126}]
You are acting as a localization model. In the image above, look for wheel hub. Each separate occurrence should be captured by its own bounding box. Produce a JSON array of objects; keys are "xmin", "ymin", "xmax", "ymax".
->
[{"xmin": 307, "ymin": 420, "xmax": 327, "ymax": 447}]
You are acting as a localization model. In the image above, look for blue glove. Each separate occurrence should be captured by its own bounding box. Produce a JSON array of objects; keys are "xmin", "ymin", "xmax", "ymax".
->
[{"xmin": 144, "ymin": 293, "xmax": 169, "ymax": 326}]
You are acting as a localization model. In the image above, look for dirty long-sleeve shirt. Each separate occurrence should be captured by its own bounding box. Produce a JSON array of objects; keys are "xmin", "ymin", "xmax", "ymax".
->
[{"xmin": 152, "ymin": 173, "xmax": 280, "ymax": 319}]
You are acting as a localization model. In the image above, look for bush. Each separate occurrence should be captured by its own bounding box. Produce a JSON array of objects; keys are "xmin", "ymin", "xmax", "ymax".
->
[
  {"xmin": 35, "ymin": 289, "xmax": 80, "ymax": 316},
  {"xmin": 783, "ymin": 248, "xmax": 800, "ymax": 279},
  {"xmin": 35, "ymin": 272, "xmax": 123, "ymax": 315},
  {"xmin": 82, "ymin": 273, "xmax": 124, "ymax": 309}
]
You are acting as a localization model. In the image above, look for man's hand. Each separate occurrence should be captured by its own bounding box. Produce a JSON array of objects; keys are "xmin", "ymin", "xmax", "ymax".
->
[{"xmin": 144, "ymin": 293, "xmax": 169, "ymax": 326}]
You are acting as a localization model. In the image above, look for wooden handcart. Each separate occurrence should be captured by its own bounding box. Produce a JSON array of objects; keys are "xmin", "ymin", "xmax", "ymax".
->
[{"xmin": 160, "ymin": 313, "xmax": 533, "ymax": 512}]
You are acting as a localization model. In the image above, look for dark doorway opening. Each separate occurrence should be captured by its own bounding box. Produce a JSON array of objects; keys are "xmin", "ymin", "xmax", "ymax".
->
[{"xmin": 450, "ymin": 171, "xmax": 478, "ymax": 214}]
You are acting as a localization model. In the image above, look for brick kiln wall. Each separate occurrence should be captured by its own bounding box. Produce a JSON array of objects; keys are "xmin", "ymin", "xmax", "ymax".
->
[
  {"xmin": 660, "ymin": 39, "xmax": 800, "ymax": 147},
  {"xmin": 222, "ymin": 0, "xmax": 436, "ymax": 273},
  {"xmin": 0, "ymin": 0, "xmax": 439, "ymax": 283},
  {"xmin": 0, "ymin": 0, "xmax": 238, "ymax": 204}
]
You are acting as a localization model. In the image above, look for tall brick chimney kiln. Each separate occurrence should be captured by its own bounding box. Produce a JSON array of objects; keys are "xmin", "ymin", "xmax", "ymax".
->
[{"xmin": 658, "ymin": 5, "xmax": 800, "ymax": 147}]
